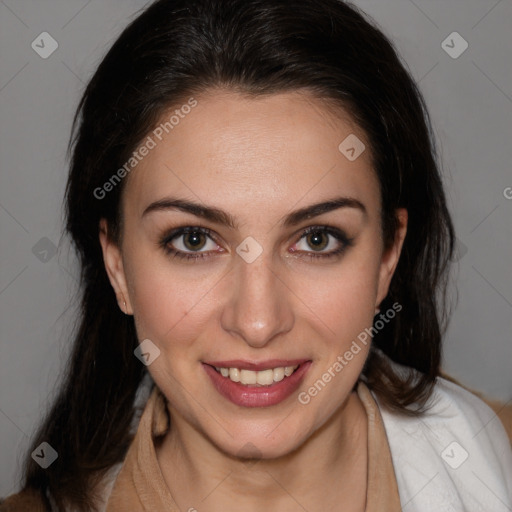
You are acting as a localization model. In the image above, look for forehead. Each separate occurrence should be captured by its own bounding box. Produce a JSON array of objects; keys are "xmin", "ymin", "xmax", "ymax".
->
[{"xmin": 121, "ymin": 90, "xmax": 379, "ymax": 219}]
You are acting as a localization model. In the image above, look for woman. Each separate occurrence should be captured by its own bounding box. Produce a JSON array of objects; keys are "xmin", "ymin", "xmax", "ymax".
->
[{"xmin": 1, "ymin": 0, "xmax": 511, "ymax": 510}]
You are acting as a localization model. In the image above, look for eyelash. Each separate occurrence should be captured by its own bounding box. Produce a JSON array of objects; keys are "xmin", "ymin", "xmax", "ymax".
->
[{"xmin": 159, "ymin": 225, "xmax": 354, "ymax": 262}]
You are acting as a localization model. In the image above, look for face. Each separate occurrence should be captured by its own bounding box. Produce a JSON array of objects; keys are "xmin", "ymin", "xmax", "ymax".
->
[{"xmin": 99, "ymin": 89, "xmax": 406, "ymax": 459}]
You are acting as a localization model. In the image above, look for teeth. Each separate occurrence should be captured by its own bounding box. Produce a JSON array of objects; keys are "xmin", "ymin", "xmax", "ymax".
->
[
  {"xmin": 256, "ymin": 369, "xmax": 274, "ymax": 385},
  {"xmin": 284, "ymin": 366, "xmax": 295, "ymax": 377},
  {"xmin": 273, "ymin": 367, "xmax": 285, "ymax": 382},
  {"xmin": 215, "ymin": 365, "xmax": 299, "ymax": 386},
  {"xmin": 229, "ymin": 368, "xmax": 240, "ymax": 382},
  {"xmin": 240, "ymin": 369, "xmax": 257, "ymax": 385}
]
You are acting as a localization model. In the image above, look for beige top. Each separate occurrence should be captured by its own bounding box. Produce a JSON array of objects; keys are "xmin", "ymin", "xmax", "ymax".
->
[
  {"xmin": 105, "ymin": 381, "xmax": 402, "ymax": 511},
  {"xmin": 0, "ymin": 381, "xmax": 402, "ymax": 511},
  {"xmin": 3, "ymin": 374, "xmax": 511, "ymax": 511}
]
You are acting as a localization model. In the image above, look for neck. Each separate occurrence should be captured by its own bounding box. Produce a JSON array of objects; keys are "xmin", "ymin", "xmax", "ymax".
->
[{"xmin": 156, "ymin": 390, "xmax": 368, "ymax": 512}]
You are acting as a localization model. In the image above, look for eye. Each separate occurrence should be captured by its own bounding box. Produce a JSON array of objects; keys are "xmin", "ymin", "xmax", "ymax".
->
[
  {"xmin": 160, "ymin": 226, "xmax": 222, "ymax": 261},
  {"xmin": 159, "ymin": 224, "xmax": 353, "ymax": 262},
  {"xmin": 291, "ymin": 226, "xmax": 353, "ymax": 259}
]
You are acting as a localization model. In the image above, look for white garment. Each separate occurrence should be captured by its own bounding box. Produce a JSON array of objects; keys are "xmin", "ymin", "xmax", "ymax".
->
[{"xmin": 376, "ymin": 375, "xmax": 512, "ymax": 511}]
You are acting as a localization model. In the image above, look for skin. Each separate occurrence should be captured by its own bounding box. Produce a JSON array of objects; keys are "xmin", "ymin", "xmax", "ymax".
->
[{"xmin": 99, "ymin": 89, "xmax": 407, "ymax": 511}]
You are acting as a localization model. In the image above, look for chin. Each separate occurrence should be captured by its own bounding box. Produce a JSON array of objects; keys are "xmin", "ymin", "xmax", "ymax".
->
[{"xmin": 208, "ymin": 417, "xmax": 311, "ymax": 462}]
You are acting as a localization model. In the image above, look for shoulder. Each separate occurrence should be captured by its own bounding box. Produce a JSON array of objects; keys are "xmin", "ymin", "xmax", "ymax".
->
[
  {"xmin": 0, "ymin": 488, "xmax": 49, "ymax": 511},
  {"xmin": 0, "ymin": 377, "xmax": 154, "ymax": 512},
  {"xmin": 375, "ymin": 373, "xmax": 512, "ymax": 511}
]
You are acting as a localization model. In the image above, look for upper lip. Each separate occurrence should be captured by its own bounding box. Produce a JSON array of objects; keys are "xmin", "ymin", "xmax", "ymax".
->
[{"xmin": 203, "ymin": 359, "xmax": 310, "ymax": 371}]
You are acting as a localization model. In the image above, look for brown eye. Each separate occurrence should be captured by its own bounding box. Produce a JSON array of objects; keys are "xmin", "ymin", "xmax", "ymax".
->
[
  {"xmin": 183, "ymin": 231, "xmax": 207, "ymax": 251},
  {"xmin": 292, "ymin": 226, "xmax": 353, "ymax": 260},
  {"xmin": 160, "ymin": 226, "xmax": 222, "ymax": 261},
  {"xmin": 305, "ymin": 231, "xmax": 329, "ymax": 251}
]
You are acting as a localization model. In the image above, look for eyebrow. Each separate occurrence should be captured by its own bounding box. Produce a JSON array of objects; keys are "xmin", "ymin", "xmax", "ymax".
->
[{"xmin": 141, "ymin": 196, "xmax": 366, "ymax": 229}]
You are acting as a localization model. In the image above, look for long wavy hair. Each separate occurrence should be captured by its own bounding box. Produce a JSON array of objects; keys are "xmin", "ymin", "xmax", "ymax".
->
[{"xmin": 18, "ymin": 0, "xmax": 454, "ymax": 509}]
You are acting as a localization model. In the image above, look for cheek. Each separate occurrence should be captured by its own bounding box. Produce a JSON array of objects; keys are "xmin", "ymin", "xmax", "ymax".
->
[
  {"xmin": 124, "ymin": 224, "xmax": 383, "ymax": 354},
  {"xmin": 124, "ymin": 248, "xmax": 198, "ymax": 345},
  {"xmin": 125, "ymin": 246, "xmax": 226, "ymax": 359},
  {"xmin": 294, "ymin": 246, "xmax": 382, "ymax": 341}
]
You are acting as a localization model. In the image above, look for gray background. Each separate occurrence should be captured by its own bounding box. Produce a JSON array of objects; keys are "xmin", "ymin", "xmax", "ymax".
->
[{"xmin": 0, "ymin": 0, "xmax": 511, "ymax": 496}]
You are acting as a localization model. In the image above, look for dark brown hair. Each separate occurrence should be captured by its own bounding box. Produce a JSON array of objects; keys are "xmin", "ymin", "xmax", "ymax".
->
[{"xmin": 17, "ymin": 0, "xmax": 454, "ymax": 509}]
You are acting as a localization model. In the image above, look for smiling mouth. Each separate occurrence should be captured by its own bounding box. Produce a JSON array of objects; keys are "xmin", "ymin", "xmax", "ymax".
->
[
  {"xmin": 211, "ymin": 364, "xmax": 301, "ymax": 386},
  {"xmin": 203, "ymin": 361, "xmax": 312, "ymax": 407}
]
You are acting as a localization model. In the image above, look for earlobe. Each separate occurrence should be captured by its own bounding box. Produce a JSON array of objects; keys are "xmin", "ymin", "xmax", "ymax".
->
[
  {"xmin": 98, "ymin": 218, "xmax": 133, "ymax": 315},
  {"xmin": 375, "ymin": 208, "xmax": 408, "ymax": 308}
]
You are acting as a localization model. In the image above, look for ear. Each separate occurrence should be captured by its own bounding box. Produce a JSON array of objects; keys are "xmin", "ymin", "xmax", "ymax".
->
[
  {"xmin": 98, "ymin": 218, "xmax": 133, "ymax": 315},
  {"xmin": 375, "ymin": 208, "xmax": 407, "ymax": 309}
]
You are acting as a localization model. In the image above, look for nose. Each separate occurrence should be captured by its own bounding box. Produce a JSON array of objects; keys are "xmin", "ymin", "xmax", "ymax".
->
[{"xmin": 220, "ymin": 253, "xmax": 294, "ymax": 349}]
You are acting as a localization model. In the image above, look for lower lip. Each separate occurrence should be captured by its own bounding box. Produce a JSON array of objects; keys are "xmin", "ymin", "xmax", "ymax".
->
[{"xmin": 203, "ymin": 362, "xmax": 312, "ymax": 408}]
